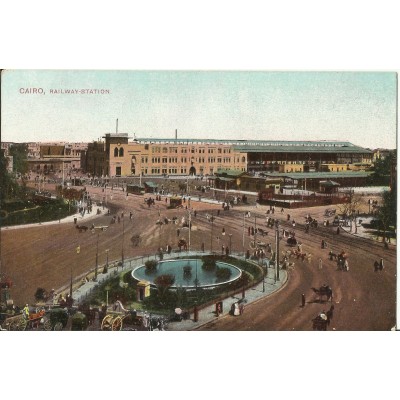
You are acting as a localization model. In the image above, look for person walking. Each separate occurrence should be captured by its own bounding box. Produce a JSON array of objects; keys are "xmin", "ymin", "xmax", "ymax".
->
[
  {"xmin": 379, "ymin": 258, "xmax": 384, "ymax": 271},
  {"xmin": 301, "ymin": 294, "xmax": 306, "ymax": 308},
  {"xmin": 318, "ymin": 258, "xmax": 323, "ymax": 270},
  {"xmin": 337, "ymin": 227, "xmax": 340, "ymax": 235}
]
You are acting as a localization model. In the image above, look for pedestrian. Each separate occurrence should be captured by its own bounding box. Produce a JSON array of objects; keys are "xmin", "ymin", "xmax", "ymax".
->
[
  {"xmin": 337, "ymin": 227, "xmax": 340, "ymax": 235},
  {"xmin": 221, "ymin": 244, "xmax": 225, "ymax": 255},
  {"xmin": 23, "ymin": 304, "xmax": 30, "ymax": 319},
  {"xmin": 301, "ymin": 293, "xmax": 306, "ymax": 307},
  {"xmin": 379, "ymin": 258, "xmax": 384, "ymax": 271},
  {"xmin": 318, "ymin": 258, "xmax": 323, "ymax": 270},
  {"xmin": 177, "ymin": 228, "xmax": 180, "ymax": 237},
  {"xmin": 201, "ymin": 242, "xmax": 205, "ymax": 252},
  {"xmin": 374, "ymin": 260, "xmax": 379, "ymax": 272}
]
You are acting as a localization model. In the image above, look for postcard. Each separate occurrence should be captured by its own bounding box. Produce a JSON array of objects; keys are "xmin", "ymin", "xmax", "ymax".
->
[{"xmin": 1, "ymin": 70, "xmax": 397, "ymax": 335}]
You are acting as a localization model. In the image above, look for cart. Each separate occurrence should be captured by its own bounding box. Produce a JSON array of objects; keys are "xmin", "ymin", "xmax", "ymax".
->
[
  {"xmin": 2, "ymin": 308, "xmax": 51, "ymax": 331},
  {"xmin": 101, "ymin": 311, "xmax": 143, "ymax": 331}
]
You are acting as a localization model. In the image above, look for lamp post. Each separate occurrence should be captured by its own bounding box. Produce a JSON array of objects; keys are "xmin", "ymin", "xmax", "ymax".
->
[
  {"xmin": 105, "ymin": 284, "xmax": 111, "ymax": 308},
  {"xmin": 188, "ymin": 209, "xmax": 191, "ymax": 253},
  {"xmin": 121, "ymin": 216, "xmax": 125, "ymax": 271},
  {"xmin": 210, "ymin": 211, "xmax": 214, "ymax": 253},
  {"xmin": 94, "ymin": 230, "xmax": 99, "ymax": 281},
  {"xmin": 242, "ymin": 212, "xmax": 246, "ymax": 256},
  {"xmin": 72, "ymin": 245, "xmax": 80, "ymax": 297},
  {"xmin": 105, "ymin": 249, "xmax": 109, "ymax": 273},
  {"xmin": 275, "ymin": 220, "xmax": 280, "ymax": 282}
]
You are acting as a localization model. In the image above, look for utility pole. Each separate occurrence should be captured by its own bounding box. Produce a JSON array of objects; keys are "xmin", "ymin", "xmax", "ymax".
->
[
  {"xmin": 242, "ymin": 213, "xmax": 245, "ymax": 256},
  {"xmin": 275, "ymin": 220, "xmax": 280, "ymax": 282},
  {"xmin": 121, "ymin": 215, "xmax": 125, "ymax": 270},
  {"xmin": 94, "ymin": 231, "xmax": 99, "ymax": 281},
  {"xmin": 188, "ymin": 209, "xmax": 191, "ymax": 253},
  {"xmin": 210, "ymin": 212, "xmax": 214, "ymax": 253}
]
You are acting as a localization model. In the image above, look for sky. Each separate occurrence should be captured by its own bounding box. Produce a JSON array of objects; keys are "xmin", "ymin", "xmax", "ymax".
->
[{"xmin": 1, "ymin": 70, "xmax": 397, "ymax": 149}]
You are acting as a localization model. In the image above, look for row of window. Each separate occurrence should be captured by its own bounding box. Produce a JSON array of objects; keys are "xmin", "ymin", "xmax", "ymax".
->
[
  {"xmin": 149, "ymin": 146, "xmax": 233, "ymax": 154},
  {"xmin": 114, "ymin": 147, "xmax": 124, "ymax": 157},
  {"xmin": 145, "ymin": 156, "xmax": 247, "ymax": 164}
]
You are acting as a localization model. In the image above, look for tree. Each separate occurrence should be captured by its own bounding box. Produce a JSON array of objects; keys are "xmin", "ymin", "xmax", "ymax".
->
[
  {"xmin": 9, "ymin": 143, "xmax": 28, "ymax": 175},
  {"xmin": 0, "ymin": 151, "xmax": 19, "ymax": 202},
  {"xmin": 378, "ymin": 189, "xmax": 396, "ymax": 243},
  {"xmin": 154, "ymin": 274, "xmax": 175, "ymax": 302},
  {"xmin": 338, "ymin": 189, "xmax": 362, "ymax": 233},
  {"xmin": 368, "ymin": 151, "xmax": 395, "ymax": 186}
]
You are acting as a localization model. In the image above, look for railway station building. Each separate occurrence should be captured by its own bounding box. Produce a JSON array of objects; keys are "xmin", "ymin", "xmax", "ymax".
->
[{"xmin": 84, "ymin": 133, "xmax": 373, "ymax": 189}]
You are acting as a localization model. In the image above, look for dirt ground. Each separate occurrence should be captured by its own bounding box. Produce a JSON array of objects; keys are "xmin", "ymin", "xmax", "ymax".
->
[{"xmin": 1, "ymin": 185, "xmax": 395, "ymax": 330}]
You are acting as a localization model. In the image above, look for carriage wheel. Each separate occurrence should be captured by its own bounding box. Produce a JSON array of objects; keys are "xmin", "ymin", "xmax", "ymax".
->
[
  {"xmin": 101, "ymin": 315, "xmax": 113, "ymax": 331},
  {"xmin": 11, "ymin": 318, "xmax": 27, "ymax": 331},
  {"xmin": 43, "ymin": 318, "xmax": 52, "ymax": 331},
  {"xmin": 112, "ymin": 316, "xmax": 123, "ymax": 331},
  {"xmin": 53, "ymin": 322, "xmax": 64, "ymax": 331}
]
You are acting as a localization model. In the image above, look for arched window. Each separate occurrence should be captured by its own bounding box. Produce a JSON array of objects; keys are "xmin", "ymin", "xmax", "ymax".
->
[
  {"xmin": 114, "ymin": 147, "xmax": 119, "ymax": 157},
  {"xmin": 119, "ymin": 148, "xmax": 124, "ymax": 157},
  {"xmin": 242, "ymin": 156, "xmax": 246, "ymax": 163}
]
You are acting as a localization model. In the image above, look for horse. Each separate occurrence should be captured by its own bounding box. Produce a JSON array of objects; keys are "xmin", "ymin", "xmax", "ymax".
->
[
  {"xmin": 178, "ymin": 238, "xmax": 188, "ymax": 251},
  {"xmin": 76, "ymin": 225, "xmax": 88, "ymax": 232},
  {"xmin": 311, "ymin": 285, "xmax": 333, "ymax": 303}
]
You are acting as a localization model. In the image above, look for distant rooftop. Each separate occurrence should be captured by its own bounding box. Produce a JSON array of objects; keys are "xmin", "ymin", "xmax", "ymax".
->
[{"xmin": 133, "ymin": 138, "xmax": 372, "ymax": 153}]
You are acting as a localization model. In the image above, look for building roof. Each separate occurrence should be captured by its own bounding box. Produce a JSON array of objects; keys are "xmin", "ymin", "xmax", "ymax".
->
[
  {"xmin": 216, "ymin": 177, "xmax": 235, "ymax": 182},
  {"xmin": 216, "ymin": 169, "xmax": 246, "ymax": 177},
  {"xmin": 134, "ymin": 138, "xmax": 372, "ymax": 154},
  {"xmin": 263, "ymin": 171, "xmax": 372, "ymax": 180},
  {"xmin": 320, "ymin": 180, "xmax": 340, "ymax": 186},
  {"xmin": 234, "ymin": 144, "xmax": 372, "ymax": 154},
  {"xmin": 144, "ymin": 181, "xmax": 158, "ymax": 188}
]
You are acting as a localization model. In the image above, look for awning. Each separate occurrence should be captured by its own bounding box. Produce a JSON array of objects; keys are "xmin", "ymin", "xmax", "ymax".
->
[
  {"xmin": 144, "ymin": 181, "xmax": 158, "ymax": 188},
  {"xmin": 217, "ymin": 177, "xmax": 235, "ymax": 182},
  {"xmin": 320, "ymin": 180, "xmax": 340, "ymax": 187}
]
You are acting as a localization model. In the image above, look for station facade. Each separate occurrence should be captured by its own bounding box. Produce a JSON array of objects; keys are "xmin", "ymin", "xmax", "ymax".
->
[{"xmin": 84, "ymin": 134, "xmax": 373, "ymax": 181}]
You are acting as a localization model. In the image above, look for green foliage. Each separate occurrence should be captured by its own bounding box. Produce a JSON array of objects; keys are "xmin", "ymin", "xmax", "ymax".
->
[
  {"xmin": 379, "ymin": 189, "xmax": 397, "ymax": 231},
  {"xmin": 9, "ymin": 143, "xmax": 28, "ymax": 175},
  {"xmin": 145, "ymin": 260, "xmax": 158, "ymax": 272},
  {"xmin": 1, "ymin": 196, "xmax": 72, "ymax": 226},
  {"xmin": 201, "ymin": 255, "xmax": 217, "ymax": 271},
  {"xmin": 368, "ymin": 152, "xmax": 395, "ymax": 186},
  {"xmin": 0, "ymin": 152, "xmax": 20, "ymax": 202},
  {"xmin": 154, "ymin": 274, "xmax": 175, "ymax": 302},
  {"xmin": 215, "ymin": 266, "xmax": 232, "ymax": 280}
]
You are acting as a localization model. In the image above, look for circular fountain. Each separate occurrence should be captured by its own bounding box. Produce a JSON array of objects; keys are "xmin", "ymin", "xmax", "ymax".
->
[{"xmin": 131, "ymin": 258, "xmax": 242, "ymax": 289}]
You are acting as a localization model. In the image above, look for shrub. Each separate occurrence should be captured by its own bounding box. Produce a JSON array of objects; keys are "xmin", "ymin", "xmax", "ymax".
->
[
  {"xmin": 145, "ymin": 260, "xmax": 158, "ymax": 272},
  {"xmin": 215, "ymin": 267, "xmax": 232, "ymax": 280},
  {"xmin": 202, "ymin": 257, "xmax": 217, "ymax": 271}
]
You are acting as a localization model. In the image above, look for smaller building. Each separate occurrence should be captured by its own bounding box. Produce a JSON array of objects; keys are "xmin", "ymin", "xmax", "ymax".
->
[
  {"xmin": 319, "ymin": 180, "xmax": 340, "ymax": 194},
  {"xmin": 144, "ymin": 181, "xmax": 158, "ymax": 193}
]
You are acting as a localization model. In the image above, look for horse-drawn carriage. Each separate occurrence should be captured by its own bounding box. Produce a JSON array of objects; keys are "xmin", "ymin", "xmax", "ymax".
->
[
  {"xmin": 101, "ymin": 301, "xmax": 144, "ymax": 331},
  {"xmin": 312, "ymin": 313, "xmax": 329, "ymax": 331},
  {"xmin": 101, "ymin": 311, "xmax": 145, "ymax": 331},
  {"xmin": 311, "ymin": 285, "xmax": 333, "ymax": 303},
  {"xmin": 1, "ymin": 307, "xmax": 51, "ymax": 331},
  {"xmin": 312, "ymin": 305, "xmax": 334, "ymax": 330}
]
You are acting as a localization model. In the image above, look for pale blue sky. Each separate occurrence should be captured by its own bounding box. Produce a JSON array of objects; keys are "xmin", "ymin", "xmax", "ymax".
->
[{"xmin": 1, "ymin": 70, "xmax": 397, "ymax": 149}]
